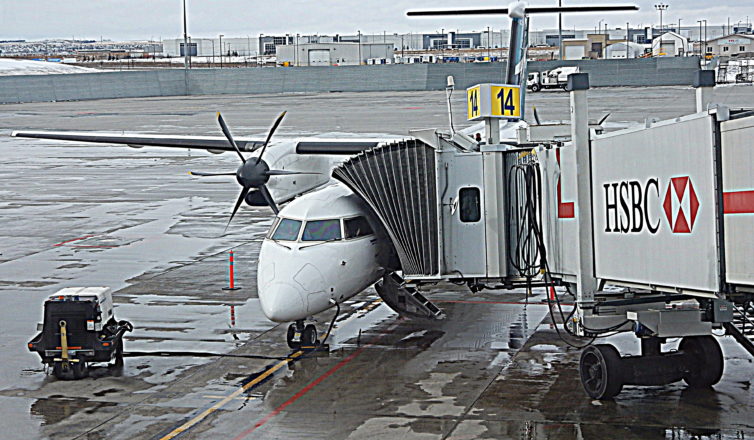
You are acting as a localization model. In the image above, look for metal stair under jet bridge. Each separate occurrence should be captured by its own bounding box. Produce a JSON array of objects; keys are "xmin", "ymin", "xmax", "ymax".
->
[
  {"xmin": 333, "ymin": 139, "xmax": 438, "ymax": 277},
  {"xmin": 725, "ymin": 300, "xmax": 754, "ymax": 356}
]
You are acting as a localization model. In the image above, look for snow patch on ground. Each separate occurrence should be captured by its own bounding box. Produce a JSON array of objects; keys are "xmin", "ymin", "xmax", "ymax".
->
[{"xmin": 0, "ymin": 58, "xmax": 96, "ymax": 76}]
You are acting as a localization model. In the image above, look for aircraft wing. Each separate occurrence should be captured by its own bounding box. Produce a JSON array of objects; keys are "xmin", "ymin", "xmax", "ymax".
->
[
  {"xmin": 10, "ymin": 130, "xmax": 263, "ymax": 153},
  {"xmin": 10, "ymin": 130, "xmax": 382, "ymax": 155}
]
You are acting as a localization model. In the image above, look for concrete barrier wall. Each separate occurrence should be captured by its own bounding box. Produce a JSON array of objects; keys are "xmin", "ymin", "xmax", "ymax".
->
[{"xmin": 0, "ymin": 57, "xmax": 700, "ymax": 104}]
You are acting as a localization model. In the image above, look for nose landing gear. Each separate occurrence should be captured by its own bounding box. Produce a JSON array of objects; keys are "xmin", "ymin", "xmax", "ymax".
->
[{"xmin": 286, "ymin": 320, "xmax": 320, "ymax": 349}]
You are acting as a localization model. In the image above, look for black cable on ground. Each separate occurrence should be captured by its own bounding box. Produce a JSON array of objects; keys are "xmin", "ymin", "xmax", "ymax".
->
[{"xmin": 122, "ymin": 351, "xmax": 287, "ymax": 360}]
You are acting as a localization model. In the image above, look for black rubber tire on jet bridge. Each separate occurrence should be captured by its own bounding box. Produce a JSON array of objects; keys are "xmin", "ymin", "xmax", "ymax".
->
[
  {"xmin": 679, "ymin": 336, "xmax": 724, "ymax": 388},
  {"xmin": 579, "ymin": 344, "xmax": 624, "ymax": 400}
]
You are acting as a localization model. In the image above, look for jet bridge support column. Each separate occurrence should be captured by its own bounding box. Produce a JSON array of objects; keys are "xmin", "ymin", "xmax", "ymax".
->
[
  {"xmin": 567, "ymin": 73, "xmax": 597, "ymax": 306},
  {"xmin": 694, "ymin": 70, "xmax": 715, "ymax": 113}
]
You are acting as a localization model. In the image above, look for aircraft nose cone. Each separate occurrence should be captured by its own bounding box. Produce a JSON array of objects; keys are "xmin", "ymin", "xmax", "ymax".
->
[{"xmin": 259, "ymin": 282, "xmax": 307, "ymax": 323}]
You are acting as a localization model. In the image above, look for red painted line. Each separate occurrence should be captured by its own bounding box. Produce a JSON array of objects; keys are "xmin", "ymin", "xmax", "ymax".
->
[
  {"xmin": 723, "ymin": 190, "xmax": 754, "ymax": 214},
  {"xmin": 53, "ymin": 235, "xmax": 94, "ymax": 247},
  {"xmin": 232, "ymin": 330, "xmax": 391, "ymax": 440}
]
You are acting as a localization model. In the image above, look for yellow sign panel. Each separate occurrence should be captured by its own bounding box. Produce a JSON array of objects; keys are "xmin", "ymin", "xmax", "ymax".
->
[
  {"xmin": 467, "ymin": 85, "xmax": 481, "ymax": 120},
  {"xmin": 490, "ymin": 85, "xmax": 521, "ymax": 118},
  {"xmin": 466, "ymin": 83, "xmax": 522, "ymax": 121}
]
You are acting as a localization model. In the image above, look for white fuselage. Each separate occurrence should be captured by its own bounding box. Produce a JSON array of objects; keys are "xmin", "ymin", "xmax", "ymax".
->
[{"xmin": 257, "ymin": 184, "xmax": 386, "ymax": 322}]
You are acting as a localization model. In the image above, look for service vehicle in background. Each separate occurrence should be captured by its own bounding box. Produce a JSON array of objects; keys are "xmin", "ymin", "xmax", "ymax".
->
[{"xmin": 28, "ymin": 287, "xmax": 133, "ymax": 380}]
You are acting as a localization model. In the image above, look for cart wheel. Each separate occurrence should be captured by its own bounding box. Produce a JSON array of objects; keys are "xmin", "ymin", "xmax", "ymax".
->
[
  {"xmin": 53, "ymin": 362, "xmax": 75, "ymax": 380},
  {"xmin": 680, "ymin": 336, "xmax": 723, "ymax": 388},
  {"xmin": 301, "ymin": 324, "xmax": 318, "ymax": 347},
  {"xmin": 579, "ymin": 344, "xmax": 624, "ymax": 400},
  {"xmin": 72, "ymin": 360, "xmax": 89, "ymax": 379}
]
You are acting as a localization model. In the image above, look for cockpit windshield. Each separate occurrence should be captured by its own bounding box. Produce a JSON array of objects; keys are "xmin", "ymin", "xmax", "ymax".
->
[
  {"xmin": 271, "ymin": 218, "xmax": 302, "ymax": 241},
  {"xmin": 302, "ymin": 219, "xmax": 342, "ymax": 241}
]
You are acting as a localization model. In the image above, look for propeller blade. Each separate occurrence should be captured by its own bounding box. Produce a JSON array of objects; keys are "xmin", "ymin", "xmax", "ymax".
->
[
  {"xmin": 259, "ymin": 184, "xmax": 279, "ymax": 214},
  {"xmin": 256, "ymin": 111, "xmax": 287, "ymax": 165},
  {"xmin": 217, "ymin": 112, "xmax": 247, "ymax": 164},
  {"xmin": 532, "ymin": 107, "xmax": 541, "ymax": 125},
  {"xmin": 598, "ymin": 113, "xmax": 611, "ymax": 125},
  {"xmin": 188, "ymin": 171, "xmax": 236, "ymax": 177},
  {"xmin": 265, "ymin": 170, "xmax": 321, "ymax": 176},
  {"xmin": 407, "ymin": 5, "xmax": 637, "ymax": 16},
  {"xmin": 227, "ymin": 185, "xmax": 251, "ymax": 230}
]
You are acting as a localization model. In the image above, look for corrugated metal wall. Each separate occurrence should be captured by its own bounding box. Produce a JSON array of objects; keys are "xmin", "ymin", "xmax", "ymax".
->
[{"xmin": 0, "ymin": 57, "xmax": 700, "ymax": 104}]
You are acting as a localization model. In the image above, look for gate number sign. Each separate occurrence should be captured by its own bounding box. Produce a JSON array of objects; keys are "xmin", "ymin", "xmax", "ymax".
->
[{"xmin": 467, "ymin": 83, "xmax": 521, "ymax": 121}]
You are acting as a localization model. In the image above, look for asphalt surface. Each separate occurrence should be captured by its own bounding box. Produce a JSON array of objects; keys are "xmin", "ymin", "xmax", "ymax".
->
[{"xmin": 0, "ymin": 85, "xmax": 752, "ymax": 439}]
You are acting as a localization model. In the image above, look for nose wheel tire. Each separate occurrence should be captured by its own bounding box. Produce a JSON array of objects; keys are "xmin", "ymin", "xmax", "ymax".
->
[
  {"xmin": 301, "ymin": 324, "xmax": 318, "ymax": 347},
  {"xmin": 579, "ymin": 344, "xmax": 623, "ymax": 400},
  {"xmin": 286, "ymin": 323, "xmax": 300, "ymax": 349},
  {"xmin": 679, "ymin": 336, "xmax": 723, "ymax": 388}
]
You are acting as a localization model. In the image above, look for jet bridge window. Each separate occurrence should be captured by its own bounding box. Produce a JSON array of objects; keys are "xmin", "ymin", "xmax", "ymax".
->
[
  {"xmin": 271, "ymin": 218, "xmax": 302, "ymax": 241},
  {"xmin": 459, "ymin": 187, "xmax": 481, "ymax": 222},
  {"xmin": 302, "ymin": 219, "xmax": 342, "ymax": 241},
  {"xmin": 344, "ymin": 216, "xmax": 374, "ymax": 239}
]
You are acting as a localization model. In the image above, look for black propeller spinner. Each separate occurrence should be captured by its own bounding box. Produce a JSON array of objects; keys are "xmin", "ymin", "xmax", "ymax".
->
[{"xmin": 189, "ymin": 111, "xmax": 318, "ymax": 228}]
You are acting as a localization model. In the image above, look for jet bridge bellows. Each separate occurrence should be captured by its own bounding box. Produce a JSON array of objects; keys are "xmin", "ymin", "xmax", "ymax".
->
[{"xmin": 333, "ymin": 139, "xmax": 438, "ymax": 277}]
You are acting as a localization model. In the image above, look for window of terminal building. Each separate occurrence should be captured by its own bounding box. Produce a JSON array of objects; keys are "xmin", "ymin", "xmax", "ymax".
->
[
  {"xmin": 741, "ymin": 46, "xmax": 746, "ymax": 52},
  {"xmin": 706, "ymin": 46, "xmax": 713, "ymax": 53},
  {"xmin": 459, "ymin": 187, "xmax": 481, "ymax": 223},
  {"xmin": 723, "ymin": 46, "xmax": 729, "ymax": 52}
]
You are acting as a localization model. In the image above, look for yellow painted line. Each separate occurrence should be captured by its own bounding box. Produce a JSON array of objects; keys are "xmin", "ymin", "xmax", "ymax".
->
[
  {"xmin": 202, "ymin": 395, "xmax": 257, "ymax": 401},
  {"xmin": 159, "ymin": 350, "xmax": 303, "ymax": 440}
]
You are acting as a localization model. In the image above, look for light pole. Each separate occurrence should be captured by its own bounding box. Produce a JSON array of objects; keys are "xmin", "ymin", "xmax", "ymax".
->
[
  {"xmin": 558, "ymin": 0, "xmax": 563, "ymax": 60},
  {"xmin": 357, "ymin": 30, "xmax": 362, "ymax": 65},
  {"xmin": 182, "ymin": 0, "xmax": 189, "ymax": 70},
  {"xmin": 219, "ymin": 34, "xmax": 224, "ymax": 68},
  {"xmin": 655, "ymin": 4, "xmax": 668, "ymax": 35}
]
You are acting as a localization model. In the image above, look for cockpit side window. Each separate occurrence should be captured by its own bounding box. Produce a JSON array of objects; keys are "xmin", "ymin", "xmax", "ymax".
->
[
  {"xmin": 344, "ymin": 216, "xmax": 374, "ymax": 239},
  {"xmin": 302, "ymin": 219, "xmax": 342, "ymax": 241},
  {"xmin": 271, "ymin": 218, "xmax": 302, "ymax": 241},
  {"xmin": 266, "ymin": 217, "xmax": 281, "ymax": 239}
]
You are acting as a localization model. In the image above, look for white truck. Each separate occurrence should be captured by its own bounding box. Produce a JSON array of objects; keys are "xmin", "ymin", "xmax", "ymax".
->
[{"xmin": 527, "ymin": 66, "xmax": 579, "ymax": 92}]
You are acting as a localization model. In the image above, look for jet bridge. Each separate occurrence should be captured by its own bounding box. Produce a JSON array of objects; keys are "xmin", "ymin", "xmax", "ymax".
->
[{"xmin": 333, "ymin": 71, "xmax": 754, "ymax": 399}]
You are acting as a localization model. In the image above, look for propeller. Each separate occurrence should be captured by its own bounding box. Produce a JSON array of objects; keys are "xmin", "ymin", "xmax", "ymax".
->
[{"xmin": 189, "ymin": 111, "xmax": 319, "ymax": 229}]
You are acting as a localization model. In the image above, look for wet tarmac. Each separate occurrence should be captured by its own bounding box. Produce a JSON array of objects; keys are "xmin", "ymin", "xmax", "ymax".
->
[{"xmin": 0, "ymin": 85, "xmax": 752, "ymax": 439}]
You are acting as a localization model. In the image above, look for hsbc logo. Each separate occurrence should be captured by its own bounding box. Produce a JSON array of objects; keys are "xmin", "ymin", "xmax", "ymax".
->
[
  {"xmin": 662, "ymin": 177, "xmax": 699, "ymax": 234},
  {"xmin": 603, "ymin": 176, "xmax": 700, "ymax": 235}
]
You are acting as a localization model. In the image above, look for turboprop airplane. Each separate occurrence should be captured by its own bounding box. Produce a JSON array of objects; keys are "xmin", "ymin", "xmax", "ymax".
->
[{"xmin": 11, "ymin": 2, "xmax": 638, "ymax": 349}]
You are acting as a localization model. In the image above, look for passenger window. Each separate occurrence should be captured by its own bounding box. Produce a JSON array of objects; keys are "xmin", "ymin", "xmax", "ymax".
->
[
  {"xmin": 302, "ymin": 219, "xmax": 342, "ymax": 241},
  {"xmin": 271, "ymin": 218, "xmax": 302, "ymax": 241},
  {"xmin": 459, "ymin": 187, "xmax": 481, "ymax": 222},
  {"xmin": 344, "ymin": 216, "xmax": 374, "ymax": 239}
]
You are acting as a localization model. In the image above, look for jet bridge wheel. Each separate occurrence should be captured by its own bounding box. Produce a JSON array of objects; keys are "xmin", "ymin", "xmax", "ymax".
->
[
  {"xmin": 579, "ymin": 344, "xmax": 623, "ymax": 400},
  {"xmin": 679, "ymin": 336, "xmax": 723, "ymax": 388}
]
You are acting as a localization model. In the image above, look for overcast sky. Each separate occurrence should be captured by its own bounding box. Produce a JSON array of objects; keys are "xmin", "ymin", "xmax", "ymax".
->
[{"xmin": 1, "ymin": 1, "xmax": 752, "ymax": 41}]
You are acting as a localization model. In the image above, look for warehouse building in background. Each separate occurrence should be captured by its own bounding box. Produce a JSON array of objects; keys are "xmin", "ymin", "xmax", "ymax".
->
[{"xmin": 276, "ymin": 42, "xmax": 393, "ymax": 66}]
